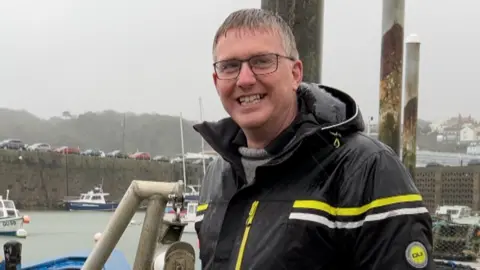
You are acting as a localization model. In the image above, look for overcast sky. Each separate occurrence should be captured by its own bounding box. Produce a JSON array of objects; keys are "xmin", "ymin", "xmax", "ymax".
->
[{"xmin": 0, "ymin": 0, "xmax": 477, "ymax": 123}]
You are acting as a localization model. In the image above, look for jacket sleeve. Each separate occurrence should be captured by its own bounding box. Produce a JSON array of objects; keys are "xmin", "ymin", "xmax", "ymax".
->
[{"xmin": 350, "ymin": 150, "xmax": 435, "ymax": 270}]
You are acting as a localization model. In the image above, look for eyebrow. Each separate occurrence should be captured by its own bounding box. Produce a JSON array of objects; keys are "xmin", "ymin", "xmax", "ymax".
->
[{"xmin": 216, "ymin": 52, "xmax": 276, "ymax": 62}]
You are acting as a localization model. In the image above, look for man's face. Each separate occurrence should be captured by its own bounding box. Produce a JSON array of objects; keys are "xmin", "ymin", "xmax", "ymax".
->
[{"xmin": 213, "ymin": 28, "xmax": 302, "ymax": 130}]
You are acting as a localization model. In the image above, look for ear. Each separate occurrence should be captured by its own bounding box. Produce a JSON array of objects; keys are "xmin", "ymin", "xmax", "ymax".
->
[
  {"xmin": 212, "ymin": 72, "xmax": 220, "ymax": 95},
  {"xmin": 291, "ymin": 60, "xmax": 303, "ymax": 90}
]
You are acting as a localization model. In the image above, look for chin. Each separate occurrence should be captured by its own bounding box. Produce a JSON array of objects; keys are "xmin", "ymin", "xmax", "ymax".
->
[{"xmin": 233, "ymin": 116, "xmax": 269, "ymax": 130}]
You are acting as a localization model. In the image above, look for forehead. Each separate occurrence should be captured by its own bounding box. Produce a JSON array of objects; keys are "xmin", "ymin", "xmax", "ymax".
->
[{"xmin": 215, "ymin": 27, "xmax": 285, "ymax": 61}]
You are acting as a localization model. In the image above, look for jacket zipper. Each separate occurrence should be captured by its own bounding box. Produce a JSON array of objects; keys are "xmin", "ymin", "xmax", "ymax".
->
[{"xmin": 235, "ymin": 201, "xmax": 259, "ymax": 270}]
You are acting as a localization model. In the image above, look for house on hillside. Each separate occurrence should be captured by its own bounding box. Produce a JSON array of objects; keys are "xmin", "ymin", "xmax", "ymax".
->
[
  {"xmin": 460, "ymin": 126, "xmax": 476, "ymax": 142},
  {"xmin": 475, "ymin": 126, "xmax": 480, "ymax": 139},
  {"xmin": 439, "ymin": 125, "xmax": 462, "ymax": 142},
  {"xmin": 429, "ymin": 121, "xmax": 445, "ymax": 133}
]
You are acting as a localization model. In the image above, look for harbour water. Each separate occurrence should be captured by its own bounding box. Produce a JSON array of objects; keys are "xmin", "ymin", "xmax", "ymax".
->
[{"xmin": 0, "ymin": 211, "xmax": 201, "ymax": 269}]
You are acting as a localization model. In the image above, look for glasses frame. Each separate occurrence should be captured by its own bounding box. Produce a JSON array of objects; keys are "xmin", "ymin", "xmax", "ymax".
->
[{"xmin": 213, "ymin": 53, "xmax": 296, "ymax": 80}]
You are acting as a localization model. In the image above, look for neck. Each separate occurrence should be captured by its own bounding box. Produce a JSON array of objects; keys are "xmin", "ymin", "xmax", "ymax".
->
[{"xmin": 244, "ymin": 101, "xmax": 297, "ymax": 149}]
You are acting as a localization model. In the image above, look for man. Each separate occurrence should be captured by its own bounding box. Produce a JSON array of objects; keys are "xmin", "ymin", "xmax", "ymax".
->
[{"xmin": 193, "ymin": 8, "xmax": 434, "ymax": 270}]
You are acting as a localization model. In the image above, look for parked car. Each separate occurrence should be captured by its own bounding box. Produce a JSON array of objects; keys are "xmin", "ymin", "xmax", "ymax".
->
[
  {"xmin": 0, "ymin": 139, "xmax": 26, "ymax": 150},
  {"xmin": 426, "ymin": 162, "xmax": 443, "ymax": 167},
  {"xmin": 106, "ymin": 150, "xmax": 128, "ymax": 159},
  {"xmin": 54, "ymin": 146, "xmax": 80, "ymax": 155},
  {"xmin": 152, "ymin": 155, "xmax": 170, "ymax": 162},
  {"xmin": 81, "ymin": 149, "xmax": 103, "ymax": 157},
  {"xmin": 27, "ymin": 143, "xmax": 52, "ymax": 152},
  {"xmin": 129, "ymin": 152, "xmax": 151, "ymax": 160}
]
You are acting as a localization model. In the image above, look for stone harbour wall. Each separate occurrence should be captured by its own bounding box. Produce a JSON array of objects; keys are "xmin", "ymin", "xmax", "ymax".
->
[
  {"xmin": 0, "ymin": 150, "xmax": 205, "ymax": 209},
  {"xmin": 4, "ymin": 148, "xmax": 478, "ymax": 213}
]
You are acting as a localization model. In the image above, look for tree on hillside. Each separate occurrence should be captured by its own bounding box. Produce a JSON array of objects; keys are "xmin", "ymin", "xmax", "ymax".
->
[{"xmin": 62, "ymin": 111, "xmax": 72, "ymax": 118}]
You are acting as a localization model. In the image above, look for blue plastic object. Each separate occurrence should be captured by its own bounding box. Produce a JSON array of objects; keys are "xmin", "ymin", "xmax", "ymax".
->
[{"xmin": 0, "ymin": 249, "xmax": 130, "ymax": 270}]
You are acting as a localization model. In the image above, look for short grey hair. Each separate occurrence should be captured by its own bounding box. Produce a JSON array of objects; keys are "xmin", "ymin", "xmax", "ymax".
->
[{"xmin": 212, "ymin": 8, "xmax": 299, "ymax": 61}]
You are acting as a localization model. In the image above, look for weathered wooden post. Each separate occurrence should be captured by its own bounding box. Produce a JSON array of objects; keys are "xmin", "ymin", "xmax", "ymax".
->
[
  {"xmin": 402, "ymin": 34, "xmax": 421, "ymax": 178},
  {"xmin": 377, "ymin": 0, "xmax": 405, "ymax": 155},
  {"xmin": 261, "ymin": 0, "xmax": 324, "ymax": 83}
]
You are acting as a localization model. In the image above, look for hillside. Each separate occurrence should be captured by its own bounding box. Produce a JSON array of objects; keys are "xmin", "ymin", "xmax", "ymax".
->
[
  {"xmin": 0, "ymin": 108, "xmax": 437, "ymax": 156},
  {"xmin": 0, "ymin": 108, "xmax": 211, "ymax": 156}
]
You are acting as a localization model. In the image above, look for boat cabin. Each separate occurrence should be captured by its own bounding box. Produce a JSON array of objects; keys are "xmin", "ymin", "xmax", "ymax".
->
[
  {"xmin": 435, "ymin": 205, "xmax": 472, "ymax": 219},
  {"xmin": 74, "ymin": 186, "xmax": 110, "ymax": 204},
  {"xmin": 186, "ymin": 185, "xmax": 200, "ymax": 194},
  {"xmin": 184, "ymin": 185, "xmax": 200, "ymax": 202},
  {"xmin": 0, "ymin": 196, "xmax": 20, "ymax": 218}
]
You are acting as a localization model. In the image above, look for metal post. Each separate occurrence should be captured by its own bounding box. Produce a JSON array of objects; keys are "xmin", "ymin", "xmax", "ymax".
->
[
  {"xmin": 180, "ymin": 113, "xmax": 187, "ymax": 185},
  {"xmin": 81, "ymin": 180, "xmax": 183, "ymax": 270},
  {"xmin": 402, "ymin": 34, "xmax": 421, "ymax": 178},
  {"xmin": 122, "ymin": 113, "xmax": 126, "ymax": 153},
  {"xmin": 65, "ymin": 152, "xmax": 69, "ymax": 196},
  {"xmin": 133, "ymin": 195, "xmax": 166, "ymax": 269},
  {"xmin": 261, "ymin": 0, "xmax": 324, "ymax": 83},
  {"xmin": 377, "ymin": 0, "xmax": 405, "ymax": 155}
]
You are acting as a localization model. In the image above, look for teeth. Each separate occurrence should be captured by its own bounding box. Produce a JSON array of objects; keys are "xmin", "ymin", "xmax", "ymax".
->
[{"xmin": 239, "ymin": 94, "xmax": 263, "ymax": 105}]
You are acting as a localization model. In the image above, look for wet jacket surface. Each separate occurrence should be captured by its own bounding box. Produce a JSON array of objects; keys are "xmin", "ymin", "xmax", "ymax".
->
[{"xmin": 193, "ymin": 83, "xmax": 434, "ymax": 270}]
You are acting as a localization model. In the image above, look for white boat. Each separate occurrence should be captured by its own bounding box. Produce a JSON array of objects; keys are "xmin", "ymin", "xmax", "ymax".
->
[
  {"xmin": 0, "ymin": 190, "xmax": 30, "ymax": 237},
  {"xmin": 184, "ymin": 185, "xmax": 200, "ymax": 202},
  {"xmin": 63, "ymin": 185, "xmax": 119, "ymax": 211},
  {"xmin": 434, "ymin": 205, "xmax": 480, "ymax": 224},
  {"xmin": 435, "ymin": 205, "xmax": 471, "ymax": 219}
]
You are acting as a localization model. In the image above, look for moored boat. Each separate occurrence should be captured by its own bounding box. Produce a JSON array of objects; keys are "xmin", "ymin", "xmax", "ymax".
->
[
  {"xmin": 434, "ymin": 205, "xmax": 480, "ymax": 224},
  {"xmin": 63, "ymin": 185, "xmax": 119, "ymax": 211},
  {"xmin": 163, "ymin": 201, "xmax": 197, "ymax": 233},
  {"xmin": 164, "ymin": 184, "xmax": 199, "ymax": 214},
  {"xmin": 184, "ymin": 185, "xmax": 200, "ymax": 201},
  {"xmin": 0, "ymin": 190, "xmax": 30, "ymax": 237},
  {"xmin": 0, "ymin": 246, "xmax": 130, "ymax": 269}
]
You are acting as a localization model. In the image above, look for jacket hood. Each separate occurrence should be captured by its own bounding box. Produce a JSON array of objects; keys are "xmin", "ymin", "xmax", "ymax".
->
[
  {"xmin": 297, "ymin": 82, "xmax": 364, "ymax": 134},
  {"xmin": 194, "ymin": 83, "xmax": 365, "ymax": 159}
]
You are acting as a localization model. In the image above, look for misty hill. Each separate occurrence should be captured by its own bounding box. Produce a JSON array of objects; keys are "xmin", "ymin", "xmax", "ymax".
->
[
  {"xmin": 0, "ymin": 109, "xmax": 209, "ymax": 156},
  {"xmin": 0, "ymin": 108, "xmax": 435, "ymax": 156}
]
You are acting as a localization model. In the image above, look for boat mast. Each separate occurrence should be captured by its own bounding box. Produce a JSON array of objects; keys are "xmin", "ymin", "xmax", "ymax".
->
[{"xmin": 180, "ymin": 112, "xmax": 187, "ymax": 186}]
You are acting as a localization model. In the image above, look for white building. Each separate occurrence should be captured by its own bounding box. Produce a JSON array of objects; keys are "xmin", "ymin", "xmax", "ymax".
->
[{"xmin": 460, "ymin": 126, "xmax": 476, "ymax": 142}]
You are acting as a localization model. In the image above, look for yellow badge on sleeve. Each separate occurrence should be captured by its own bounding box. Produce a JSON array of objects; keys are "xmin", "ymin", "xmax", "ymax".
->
[{"xmin": 405, "ymin": 241, "xmax": 428, "ymax": 268}]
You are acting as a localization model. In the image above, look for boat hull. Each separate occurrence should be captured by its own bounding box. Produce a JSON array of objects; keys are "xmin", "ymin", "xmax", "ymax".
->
[
  {"xmin": 65, "ymin": 202, "xmax": 119, "ymax": 211},
  {"xmin": 0, "ymin": 249, "xmax": 130, "ymax": 269},
  {"xmin": 0, "ymin": 216, "xmax": 24, "ymax": 236},
  {"xmin": 184, "ymin": 194, "xmax": 199, "ymax": 201}
]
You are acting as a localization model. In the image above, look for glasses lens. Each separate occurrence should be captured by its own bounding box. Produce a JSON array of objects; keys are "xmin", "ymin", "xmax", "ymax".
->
[
  {"xmin": 249, "ymin": 54, "xmax": 278, "ymax": 75},
  {"xmin": 215, "ymin": 60, "xmax": 241, "ymax": 79}
]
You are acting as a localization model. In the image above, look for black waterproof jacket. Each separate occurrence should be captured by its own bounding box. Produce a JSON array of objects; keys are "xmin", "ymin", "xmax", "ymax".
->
[{"xmin": 193, "ymin": 83, "xmax": 434, "ymax": 270}]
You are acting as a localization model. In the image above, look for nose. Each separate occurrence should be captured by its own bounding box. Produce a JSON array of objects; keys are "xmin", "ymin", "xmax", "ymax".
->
[{"xmin": 236, "ymin": 62, "xmax": 256, "ymax": 88}]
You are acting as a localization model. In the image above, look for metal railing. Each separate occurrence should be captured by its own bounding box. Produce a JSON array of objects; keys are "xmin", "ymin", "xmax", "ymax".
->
[{"xmin": 82, "ymin": 179, "xmax": 189, "ymax": 270}]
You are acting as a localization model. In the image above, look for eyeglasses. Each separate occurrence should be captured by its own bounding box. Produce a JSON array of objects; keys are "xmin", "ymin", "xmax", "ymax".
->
[{"xmin": 213, "ymin": 53, "xmax": 295, "ymax": 80}]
